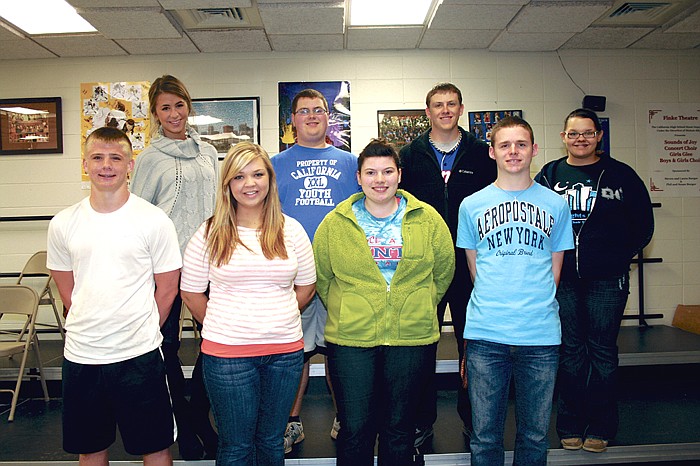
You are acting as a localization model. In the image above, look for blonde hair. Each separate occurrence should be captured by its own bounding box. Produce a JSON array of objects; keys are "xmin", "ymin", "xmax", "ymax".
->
[
  {"xmin": 205, "ymin": 142, "xmax": 287, "ymax": 267},
  {"xmin": 85, "ymin": 127, "xmax": 133, "ymax": 160}
]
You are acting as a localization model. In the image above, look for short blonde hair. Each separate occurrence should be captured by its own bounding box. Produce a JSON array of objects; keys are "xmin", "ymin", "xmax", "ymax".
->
[{"xmin": 84, "ymin": 127, "xmax": 133, "ymax": 160}]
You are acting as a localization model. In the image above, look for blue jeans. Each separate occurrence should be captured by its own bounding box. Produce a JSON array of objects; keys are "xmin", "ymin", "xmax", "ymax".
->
[
  {"xmin": 556, "ymin": 275, "xmax": 629, "ymax": 441},
  {"xmin": 202, "ymin": 350, "xmax": 303, "ymax": 466},
  {"xmin": 327, "ymin": 343, "xmax": 435, "ymax": 466},
  {"xmin": 467, "ymin": 340, "xmax": 558, "ymax": 466}
]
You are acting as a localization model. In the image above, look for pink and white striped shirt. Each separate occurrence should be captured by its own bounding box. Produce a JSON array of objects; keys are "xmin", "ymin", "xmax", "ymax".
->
[{"xmin": 181, "ymin": 215, "xmax": 316, "ymax": 352}]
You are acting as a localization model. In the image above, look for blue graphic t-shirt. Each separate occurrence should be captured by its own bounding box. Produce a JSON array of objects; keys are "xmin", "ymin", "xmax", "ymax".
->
[
  {"xmin": 352, "ymin": 196, "xmax": 406, "ymax": 285},
  {"xmin": 272, "ymin": 144, "xmax": 359, "ymax": 241},
  {"xmin": 456, "ymin": 183, "xmax": 574, "ymax": 346}
]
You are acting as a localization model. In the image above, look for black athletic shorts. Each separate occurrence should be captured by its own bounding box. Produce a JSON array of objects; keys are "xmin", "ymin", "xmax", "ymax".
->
[{"xmin": 62, "ymin": 348, "xmax": 176, "ymax": 455}]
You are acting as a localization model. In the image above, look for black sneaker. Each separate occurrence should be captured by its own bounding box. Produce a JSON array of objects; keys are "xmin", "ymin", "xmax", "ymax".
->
[
  {"xmin": 178, "ymin": 432, "xmax": 204, "ymax": 460},
  {"xmin": 414, "ymin": 425, "xmax": 434, "ymax": 448}
]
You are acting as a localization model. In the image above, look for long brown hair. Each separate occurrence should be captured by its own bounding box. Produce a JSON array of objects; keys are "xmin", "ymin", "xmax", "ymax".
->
[{"xmin": 205, "ymin": 142, "xmax": 287, "ymax": 266}]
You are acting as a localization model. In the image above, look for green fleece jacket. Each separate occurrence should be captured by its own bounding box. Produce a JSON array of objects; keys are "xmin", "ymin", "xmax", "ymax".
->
[{"xmin": 313, "ymin": 190, "xmax": 455, "ymax": 347}]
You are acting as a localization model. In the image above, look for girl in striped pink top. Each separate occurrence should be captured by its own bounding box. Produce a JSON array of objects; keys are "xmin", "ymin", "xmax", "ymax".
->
[{"xmin": 181, "ymin": 142, "xmax": 316, "ymax": 465}]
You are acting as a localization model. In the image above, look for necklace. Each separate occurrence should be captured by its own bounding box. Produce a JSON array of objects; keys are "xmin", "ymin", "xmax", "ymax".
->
[
  {"xmin": 429, "ymin": 131, "xmax": 462, "ymax": 155},
  {"xmin": 493, "ymin": 180, "xmax": 533, "ymax": 201}
]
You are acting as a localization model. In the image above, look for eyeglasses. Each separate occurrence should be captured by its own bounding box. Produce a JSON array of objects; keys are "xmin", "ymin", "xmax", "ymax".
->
[
  {"xmin": 294, "ymin": 107, "xmax": 327, "ymax": 116},
  {"xmin": 565, "ymin": 130, "xmax": 598, "ymax": 139}
]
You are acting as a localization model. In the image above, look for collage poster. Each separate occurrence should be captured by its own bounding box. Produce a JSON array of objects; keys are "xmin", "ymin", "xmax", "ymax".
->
[{"xmin": 80, "ymin": 81, "xmax": 150, "ymax": 186}]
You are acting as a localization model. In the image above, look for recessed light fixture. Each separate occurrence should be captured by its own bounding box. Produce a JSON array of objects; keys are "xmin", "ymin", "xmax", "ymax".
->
[
  {"xmin": 0, "ymin": 0, "xmax": 96, "ymax": 35},
  {"xmin": 349, "ymin": 0, "xmax": 436, "ymax": 26}
]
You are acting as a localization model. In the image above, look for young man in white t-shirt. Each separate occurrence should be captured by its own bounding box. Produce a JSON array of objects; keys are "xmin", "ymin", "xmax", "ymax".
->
[{"xmin": 47, "ymin": 127, "xmax": 182, "ymax": 466}]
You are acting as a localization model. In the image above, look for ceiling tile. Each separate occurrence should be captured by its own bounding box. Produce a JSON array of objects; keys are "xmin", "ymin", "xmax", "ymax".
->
[
  {"xmin": 562, "ymin": 26, "xmax": 654, "ymax": 49},
  {"xmin": 665, "ymin": 8, "xmax": 700, "ymax": 34},
  {"xmin": 68, "ymin": 0, "xmax": 160, "ymax": 7},
  {"xmin": 347, "ymin": 27, "xmax": 422, "ymax": 50},
  {"xmin": 0, "ymin": 26, "xmax": 23, "ymax": 41},
  {"xmin": 269, "ymin": 34, "xmax": 344, "ymax": 51},
  {"xmin": 420, "ymin": 29, "xmax": 499, "ymax": 49},
  {"xmin": 77, "ymin": 8, "xmax": 182, "ymax": 39},
  {"xmin": 188, "ymin": 29, "xmax": 271, "ymax": 52},
  {"xmin": 0, "ymin": 38, "xmax": 56, "ymax": 59},
  {"xmin": 117, "ymin": 36, "xmax": 199, "ymax": 54},
  {"xmin": 159, "ymin": 1, "xmax": 252, "ymax": 8},
  {"xmin": 257, "ymin": 0, "xmax": 339, "ymax": 3},
  {"xmin": 508, "ymin": 1, "xmax": 611, "ymax": 33},
  {"xmin": 489, "ymin": 30, "xmax": 574, "ymax": 51},
  {"xmin": 258, "ymin": 3, "xmax": 344, "ymax": 35},
  {"xmin": 440, "ymin": 0, "xmax": 526, "ymax": 4},
  {"xmin": 0, "ymin": 0, "xmax": 698, "ymax": 59},
  {"xmin": 630, "ymin": 30, "xmax": 700, "ymax": 49},
  {"xmin": 33, "ymin": 34, "xmax": 126, "ymax": 57},
  {"xmin": 430, "ymin": 4, "xmax": 522, "ymax": 30}
]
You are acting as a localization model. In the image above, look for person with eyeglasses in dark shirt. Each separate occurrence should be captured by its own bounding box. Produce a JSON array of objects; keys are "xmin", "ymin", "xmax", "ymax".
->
[{"xmin": 534, "ymin": 108, "xmax": 654, "ymax": 454}]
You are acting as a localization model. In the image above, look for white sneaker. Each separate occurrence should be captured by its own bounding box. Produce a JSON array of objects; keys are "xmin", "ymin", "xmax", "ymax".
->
[
  {"xmin": 283, "ymin": 421, "xmax": 305, "ymax": 454},
  {"xmin": 330, "ymin": 417, "xmax": 341, "ymax": 440}
]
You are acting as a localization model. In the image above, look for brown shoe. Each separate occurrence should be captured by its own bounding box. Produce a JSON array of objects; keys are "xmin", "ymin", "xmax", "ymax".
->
[
  {"xmin": 583, "ymin": 438, "xmax": 608, "ymax": 453},
  {"xmin": 561, "ymin": 437, "xmax": 583, "ymax": 450}
]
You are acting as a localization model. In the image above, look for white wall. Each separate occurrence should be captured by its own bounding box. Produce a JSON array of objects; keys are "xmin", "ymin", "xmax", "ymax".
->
[{"xmin": 1, "ymin": 48, "xmax": 699, "ymax": 327}]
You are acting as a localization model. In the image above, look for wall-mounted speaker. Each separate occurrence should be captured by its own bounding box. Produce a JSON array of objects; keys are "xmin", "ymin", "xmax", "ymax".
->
[{"xmin": 582, "ymin": 95, "xmax": 606, "ymax": 112}]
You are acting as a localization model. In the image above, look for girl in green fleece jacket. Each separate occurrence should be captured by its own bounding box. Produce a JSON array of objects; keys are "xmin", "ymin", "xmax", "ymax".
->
[{"xmin": 313, "ymin": 138, "xmax": 455, "ymax": 466}]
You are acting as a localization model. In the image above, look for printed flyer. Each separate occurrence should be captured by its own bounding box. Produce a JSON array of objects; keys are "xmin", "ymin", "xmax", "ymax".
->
[{"xmin": 648, "ymin": 104, "xmax": 700, "ymax": 197}]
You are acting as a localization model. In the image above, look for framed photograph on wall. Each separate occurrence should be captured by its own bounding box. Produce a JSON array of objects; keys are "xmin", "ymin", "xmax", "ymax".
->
[
  {"xmin": 0, "ymin": 97, "xmax": 63, "ymax": 155},
  {"xmin": 190, "ymin": 97, "xmax": 261, "ymax": 159},
  {"xmin": 377, "ymin": 109, "xmax": 430, "ymax": 149},
  {"xmin": 468, "ymin": 109, "xmax": 522, "ymax": 143}
]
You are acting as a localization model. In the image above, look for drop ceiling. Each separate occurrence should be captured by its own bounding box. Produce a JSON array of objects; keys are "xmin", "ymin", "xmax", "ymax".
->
[{"xmin": 0, "ymin": 0, "xmax": 698, "ymax": 60}]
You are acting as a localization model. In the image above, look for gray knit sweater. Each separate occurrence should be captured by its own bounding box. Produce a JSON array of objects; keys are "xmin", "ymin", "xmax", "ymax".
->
[{"xmin": 130, "ymin": 126, "xmax": 219, "ymax": 253}]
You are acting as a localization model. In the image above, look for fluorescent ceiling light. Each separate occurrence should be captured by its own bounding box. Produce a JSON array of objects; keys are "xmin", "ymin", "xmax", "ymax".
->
[
  {"xmin": 0, "ymin": 0, "xmax": 96, "ymax": 34},
  {"xmin": 350, "ymin": 0, "xmax": 435, "ymax": 26}
]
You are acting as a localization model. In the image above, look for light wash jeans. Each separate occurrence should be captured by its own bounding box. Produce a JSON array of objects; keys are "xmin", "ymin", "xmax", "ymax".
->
[
  {"xmin": 467, "ymin": 339, "xmax": 558, "ymax": 466},
  {"xmin": 202, "ymin": 350, "xmax": 303, "ymax": 465}
]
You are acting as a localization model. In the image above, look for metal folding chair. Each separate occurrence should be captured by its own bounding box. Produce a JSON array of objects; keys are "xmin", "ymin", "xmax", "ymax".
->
[
  {"xmin": 0, "ymin": 284, "xmax": 50, "ymax": 421},
  {"xmin": 16, "ymin": 251, "xmax": 65, "ymax": 340}
]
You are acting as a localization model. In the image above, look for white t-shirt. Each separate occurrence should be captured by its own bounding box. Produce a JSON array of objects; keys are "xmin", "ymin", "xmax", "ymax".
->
[
  {"xmin": 180, "ymin": 215, "xmax": 316, "ymax": 347},
  {"xmin": 47, "ymin": 194, "xmax": 182, "ymax": 364}
]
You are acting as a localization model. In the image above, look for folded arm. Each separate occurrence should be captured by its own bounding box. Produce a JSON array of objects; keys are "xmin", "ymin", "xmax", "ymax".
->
[
  {"xmin": 50, "ymin": 270, "xmax": 74, "ymax": 315},
  {"xmin": 154, "ymin": 269, "xmax": 180, "ymax": 327},
  {"xmin": 295, "ymin": 284, "xmax": 316, "ymax": 312},
  {"xmin": 181, "ymin": 290, "xmax": 208, "ymax": 324}
]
